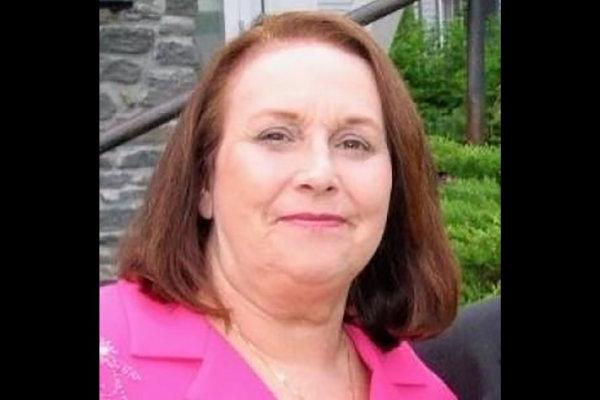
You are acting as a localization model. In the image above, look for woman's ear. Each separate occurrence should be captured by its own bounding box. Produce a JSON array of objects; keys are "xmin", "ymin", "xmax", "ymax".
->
[{"xmin": 198, "ymin": 188, "xmax": 213, "ymax": 220}]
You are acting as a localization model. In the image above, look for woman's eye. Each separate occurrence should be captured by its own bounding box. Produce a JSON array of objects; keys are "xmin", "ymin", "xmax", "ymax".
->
[
  {"xmin": 338, "ymin": 138, "xmax": 371, "ymax": 152},
  {"xmin": 258, "ymin": 129, "xmax": 292, "ymax": 143}
]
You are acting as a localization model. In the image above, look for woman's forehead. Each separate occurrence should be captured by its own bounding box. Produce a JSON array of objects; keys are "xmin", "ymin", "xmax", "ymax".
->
[
  {"xmin": 232, "ymin": 40, "xmax": 374, "ymax": 85},
  {"xmin": 224, "ymin": 41, "xmax": 383, "ymax": 122}
]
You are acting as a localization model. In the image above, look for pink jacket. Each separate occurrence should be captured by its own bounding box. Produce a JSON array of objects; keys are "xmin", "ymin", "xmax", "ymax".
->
[{"xmin": 100, "ymin": 280, "xmax": 456, "ymax": 399}]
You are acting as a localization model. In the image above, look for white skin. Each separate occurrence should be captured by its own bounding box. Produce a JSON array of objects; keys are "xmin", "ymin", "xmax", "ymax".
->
[{"xmin": 200, "ymin": 41, "xmax": 392, "ymax": 399}]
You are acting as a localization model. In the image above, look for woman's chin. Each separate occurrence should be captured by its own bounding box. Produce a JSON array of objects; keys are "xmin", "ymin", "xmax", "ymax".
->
[{"xmin": 272, "ymin": 257, "xmax": 359, "ymax": 287}]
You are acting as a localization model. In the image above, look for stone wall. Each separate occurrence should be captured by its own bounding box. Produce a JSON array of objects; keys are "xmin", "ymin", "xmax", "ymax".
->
[
  {"xmin": 99, "ymin": 0, "xmax": 223, "ymax": 280},
  {"xmin": 99, "ymin": 0, "xmax": 203, "ymax": 128}
]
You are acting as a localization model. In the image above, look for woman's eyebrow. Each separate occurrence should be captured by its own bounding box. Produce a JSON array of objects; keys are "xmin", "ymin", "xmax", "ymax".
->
[
  {"xmin": 249, "ymin": 109, "xmax": 303, "ymax": 123},
  {"xmin": 340, "ymin": 116, "xmax": 384, "ymax": 132}
]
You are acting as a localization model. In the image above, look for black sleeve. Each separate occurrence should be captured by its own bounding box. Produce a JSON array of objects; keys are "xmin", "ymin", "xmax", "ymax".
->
[{"xmin": 411, "ymin": 297, "xmax": 501, "ymax": 400}]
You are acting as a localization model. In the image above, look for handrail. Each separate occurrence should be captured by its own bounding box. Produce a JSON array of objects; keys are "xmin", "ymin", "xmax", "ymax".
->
[
  {"xmin": 99, "ymin": 91, "xmax": 190, "ymax": 154},
  {"xmin": 99, "ymin": 0, "xmax": 418, "ymax": 155},
  {"xmin": 347, "ymin": 0, "xmax": 417, "ymax": 25},
  {"xmin": 99, "ymin": 0, "xmax": 133, "ymax": 12}
]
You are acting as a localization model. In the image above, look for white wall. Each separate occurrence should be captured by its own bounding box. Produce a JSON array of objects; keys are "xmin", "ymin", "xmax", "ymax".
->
[
  {"xmin": 267, "ymin": 0, "xmax": 319, "ymax": 13},
  {"xmin": 223, "ymin": 0, "xmax": 404, "ymax": 51}
]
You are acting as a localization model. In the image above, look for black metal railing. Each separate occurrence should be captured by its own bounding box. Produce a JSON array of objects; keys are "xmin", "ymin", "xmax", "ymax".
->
[
  {"xmin": 99, "ymin": 0, "xmax": 133, "ymax": 12},
  {"xmin": 99, "ymin": 0, "xmax": 419, "ymax": 155}
]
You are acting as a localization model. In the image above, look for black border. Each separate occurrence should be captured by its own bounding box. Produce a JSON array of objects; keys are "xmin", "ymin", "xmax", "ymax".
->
[
  {"xmin": 15, "ymin": 0, "xmax": 587, "ymax": 397},
  {"xmin": 14, "ymin": 1, "xmax": 99, "ymax": 396}
]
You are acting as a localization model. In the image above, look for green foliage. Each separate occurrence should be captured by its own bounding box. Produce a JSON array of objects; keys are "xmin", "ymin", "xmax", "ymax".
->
[
  {"xmin": 429, "ymin": 135, "xmax": 500, "ymax": 181},
  {"xmin": 391, "ymin": 5, "xmax": 502, "ymax": 305},
  {"xmin": 438, "ymin": 177, "xmax": 500, "ymax": 305},
  {"xmin": 484, "ymin": 17, "xmax": 501, "ymax": 145},
  {"xmin": 389, "ymin": 5, "xmax": 501, "ymax": 145}
]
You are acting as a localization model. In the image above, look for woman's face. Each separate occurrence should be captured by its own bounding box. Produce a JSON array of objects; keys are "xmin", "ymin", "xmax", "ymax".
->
[{"xmin": 202, "ymin": 41, "xmax": 392, "ymax": 288}]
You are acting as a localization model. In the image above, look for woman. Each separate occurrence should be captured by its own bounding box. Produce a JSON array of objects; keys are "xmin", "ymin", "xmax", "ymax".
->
[{"xmin": 100, "ymin": 11, "xmax": 460, "ymax": 400}]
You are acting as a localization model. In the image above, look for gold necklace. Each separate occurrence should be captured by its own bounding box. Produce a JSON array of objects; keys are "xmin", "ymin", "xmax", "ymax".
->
[{"xmin": 231, "ymin": 323, "xmax": 356, "ymax": 400}]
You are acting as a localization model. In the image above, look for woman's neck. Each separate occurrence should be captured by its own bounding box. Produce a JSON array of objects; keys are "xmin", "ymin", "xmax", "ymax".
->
[
  {"xmin": 203, "ymin": 246, "xmax": 371, "ymax": 400},
  {"xmin": 207, "ymin": 252, "xmax": 351, "ymax": 367}
]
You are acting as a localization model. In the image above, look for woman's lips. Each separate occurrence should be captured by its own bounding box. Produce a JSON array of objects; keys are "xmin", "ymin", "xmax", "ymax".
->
[{"xmin": 279, "ymin": 213, "xmax": 346, "ymax": 228}]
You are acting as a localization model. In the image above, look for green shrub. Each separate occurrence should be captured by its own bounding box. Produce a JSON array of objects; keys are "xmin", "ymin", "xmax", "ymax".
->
[
  {"xmin": 429, "ymin": 135, "xmax": 500, "ymax": 181},
  {"xmin": 439, "ymin": 177, "xmax": 500, "ymax": 305}
]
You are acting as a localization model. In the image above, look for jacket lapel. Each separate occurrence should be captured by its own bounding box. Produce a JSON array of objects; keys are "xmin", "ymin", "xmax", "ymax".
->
[
  {"xmin": 119, "ymin": 281, "xmax": 444, "ymax": 399},
  {"xmin": 183, "ymin": 327, "xmax": 276, "ymax": 400},
  {"xmin": 346, "ymin": 324, "xmax": 429, "ymax": 399},
  {"xmin": 118, "ymin": 280, "xmax": 276, "ymax": 399},
  {"xmin": 119, "ymin": 280, "xmax": 208, "ymax": 359}
]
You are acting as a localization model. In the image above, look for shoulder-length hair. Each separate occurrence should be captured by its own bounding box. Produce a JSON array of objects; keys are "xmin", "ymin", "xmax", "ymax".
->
[{"xmin": 118, "ymin": 11, "xmax": 460, "ymax": 351}]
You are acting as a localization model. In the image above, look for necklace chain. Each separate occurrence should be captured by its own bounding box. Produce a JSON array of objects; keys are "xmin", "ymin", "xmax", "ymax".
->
[{"xmin": 231, "ymin": 323, "xmax": 356, "ymax": 400}]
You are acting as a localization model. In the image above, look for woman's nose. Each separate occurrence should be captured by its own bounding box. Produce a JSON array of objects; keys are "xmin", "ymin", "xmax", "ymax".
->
[{"xmin": 293, "ymin": 139, "xmax": 338, "ymax": 195}]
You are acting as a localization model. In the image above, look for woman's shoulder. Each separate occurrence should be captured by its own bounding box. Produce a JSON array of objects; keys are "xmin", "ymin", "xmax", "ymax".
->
[
  {"xmin": 100, "ymin": 280, "xmax": 148, "ymax": 372},
  {"xmin": 100, "ymin": 280, "xmax": 147, "ymax": 340},
  {"xmin": 100, "ymin": 280, "xmax": 210, "ymax": 400},
  {"xmin": 100, "ymin": 281, "xmax": 128, "ymax": 341},
  {"xmin": 100, "ymin": 279, "xmax": 200, "ymax": 343},
  {"xmin": 100, "ymin": 281, "xmax": 143, "ymax": 399},
  {"xmin": 100, "ymin": 279, "xmax": 214, "ymax": 355}
]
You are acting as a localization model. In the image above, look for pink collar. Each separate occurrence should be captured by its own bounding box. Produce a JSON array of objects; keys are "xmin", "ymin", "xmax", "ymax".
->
[{"xmin": 117, "ymin": 280, "xmax": 438, "ymax": 399}]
